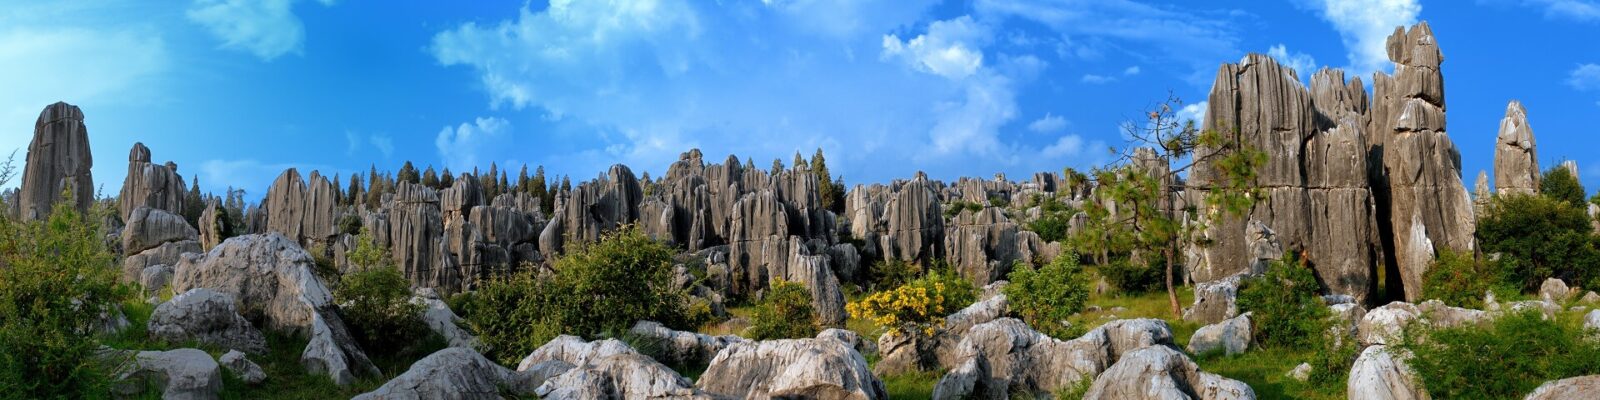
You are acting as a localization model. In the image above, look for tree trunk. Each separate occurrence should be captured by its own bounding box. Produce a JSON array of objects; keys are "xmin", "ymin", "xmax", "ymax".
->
[{"xmin": 1165, "ymin": 246, "xmax": 1180, "ymax": 318}]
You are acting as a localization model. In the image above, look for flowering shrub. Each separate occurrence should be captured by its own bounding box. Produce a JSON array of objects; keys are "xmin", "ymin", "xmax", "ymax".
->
[{"xmin": 847, "ymin": 269, "xmax": 974, "ymax": 336}]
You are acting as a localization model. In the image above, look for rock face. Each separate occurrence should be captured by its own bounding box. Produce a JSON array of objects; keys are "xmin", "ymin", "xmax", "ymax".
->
[
  {"xmin": 171, "ymin": 233, "xmax": 379, "ymax": 385},
  {"xmin": 1370, "ymin": 22, "xmax": 1475, "ymax": 302},
  {"xmin": 1187, "ymin": 312, "xmax": 1252, "ymax": 356},
  {"xmin": 354, "ymin": 347, "xmax": 536, "ymax": 400},
  {"xmin": 110, "ymin": 348, "xmax": 224, "ymax": 400},
  {"xmin": 628, "ymin": 320, "xmax": 746, "ymax": 367},
  {"xmin": 698, "ymin": 330, "xmax": 886, "ymax": 400},
  {"xmin": 945, "ymin": 207, "xmax": 1045, "ymax": 285},
  {"xmin": 16, "ymin": 102, "xmax": 93, "ymax": 221},
  {"xmin": 219, "ymin": 350, "xmax": 266, "ymax": 385},
  {"xmin": 516, "ymin": 335, "xmax": 712, "ymax": 399},
  {"xmin": 878, "ymin": 174, "xmax": 945, "ymax": 263},
  {"xmin": 148, "ymin": 288, "xmax": 268, "ymax": 355},
  {"xmin": 1494, "ymin": 100, "xmax": 1540, "ymax": 195},
  {"xmin": 1526, "ymin": 375, "xmax": 1600, "ymax": 400},
  {"xmin": 412, "ymin": 294, "xmax": 478, "ymax": 349},
  {"xmin": 1082, "ymin": 345, "xmax": 1256, "ymax": 400},
  {"xmin": 1184, "ymin": 273, "xmax": 1246, "ymax": 325},
  {"xmin": 118, "ymin": 142, "xmax": 186, "ymax": 220},
  {"xmin": 122, "ymin": 206, "xmax": 203, "ymax": 283},
  {"xmin": 264, "ymin": 169, "xmax": 342, "ymax": 249},
  {"xmin": 1347, "ymin": 345, "xmax": 1429, "ymax": 400},
  {"xmin": 931, "ymin": 318, "xmax": 1175, "ymax": 399},
  {"xmin": 198, "ymin": 201, "xmax": 226, "ymax": 251},
  {"xmin": 388, "ymin": 182, "xmax": 460, "ymax": 293}
]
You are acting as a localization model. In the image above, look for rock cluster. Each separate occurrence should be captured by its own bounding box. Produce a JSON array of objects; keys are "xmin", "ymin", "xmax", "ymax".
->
[
  {"xmin": 118, "ymin": 142, "xmax": 186, "ymax": 220},
  {"xmin": 122, "ymin": 206, "xmax": 202, "ymax": 283},
  {"xmin": 148, "ymin": 288, "xmax": 268, "ymax": 354},
  {"xmin": 15, "ymin": 102, "xmax": 94, "ymax": 221}
]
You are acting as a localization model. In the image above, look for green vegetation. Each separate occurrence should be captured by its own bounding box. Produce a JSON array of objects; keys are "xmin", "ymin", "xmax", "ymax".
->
[
  {"xmin": 335, "ymin": 264, "xmax": 432, "ymax": 360},
  {"xmin": 747, "ymin": 279, "xmax": 817, "ymax": 340},
  {"xmin": 941, "ymin": 200, "xmax": 985, "ymax": 219},
  {"xmin": 867, "ymin": 258, "xmax": 924, "ymax": 291},
  {"xmin": 1421, "ymin": 249, "xmax": 1510, "ymax": 309},
  {"xmin": 464, "ymin": 226, "xmax": 704, "ymax": 365},
  {"xmin": 848, "ymin": 268, "xmax": 975, "ymax": 337},
  {"xmin": 1541, "ymin": 165, "xmax": 1587, "ymax": 206},
  {"xmin": 1097, "ymin": 256, "xmax": 1164, "ymax": 294},
  {"xmin": 1477, "ymin": 192, "xmax": 1600, "ymax": 291},
  {"xmin": 1003, "ymin": 256, "xmax": 1091, "ymax": 339},
  {"xmin": 0, "ymin": 201, "xmax": 131, "ymax": 398},
  {"xmin": 1236, "ymin": 254, "xmax": 1329, "ymax": 349},
  {"xmin": 1400, "ymin": 309, "xmax": 1600, "ymax": 399}
]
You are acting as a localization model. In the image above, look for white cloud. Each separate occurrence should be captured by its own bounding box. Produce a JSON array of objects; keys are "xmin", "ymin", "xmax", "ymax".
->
[
  {"xmin": 1484, "ymin": 0, "xmax": 1600, "ymax": 22},
  {"xmin": 1570, "ymin": 63, "xmax": 1600, "ymax": 90},
  {"xmin": 1081, "ymin": 74, "xmax": 1115, "ymax": 84},
  {"xmin": 198, "ymin": 158, "xmax": 342, "ymax": 196},
  {"xmin": 1028, "ymin": 113, "xmax": 1069, "ymax": 133},
  {"xmin": 1303, "ymin": 0, "xmax": 1421, "ymax": 76},
  {"xmin": 1178, "ymin": 101, "xmax": 1208, "ymax": 126},
  {"xmin": 1123, "ymin": 65, "xmax": 1142, "ymax": 75},
  {"xmin": 1040, "ymin": 134, "xmax": 1085, "ymax": 158},
  {"xmin": 435, "ymin": 117, "xmax": 512, "ymax": 173},
  {"xmin": 186, "ymin": 0, "xmax": 333, "ymax": 60},
  {"xmin": 1267, "ymin": 44, "xmax": 1318, "ymax": 82},
  {"xmin": 975, "ymin": 0, "xmax": 1243, "ymax": 81},
  {"xmin": 881, "ymin": 16, "xmax": 990, "ymax": 80},
  {"xmin": 368, "ymin": 134, "xmax": 394, "ymax": 159}
]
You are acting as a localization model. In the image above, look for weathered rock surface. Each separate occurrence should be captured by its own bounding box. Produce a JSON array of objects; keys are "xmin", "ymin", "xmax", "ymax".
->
[
  {"xmin": 629, "ymin": 320, "xmax": 746, "ymax": 367},
  {"xmin": 1540, "ymin": 278, "xmax": 1572, "ymax": 304},
  {"xmin": 698, "ymin": 330, "xmax": 886, "ymax": 400},
  {"xmin": 263, "ymin": 169, "xmax": 342, "ymax": 249},
  {"xmin": 875, "ymin": 288, "xmax": 1009, "ymax": 376},
  {"xmin": 932, "ymin": 318, "xmax": 1174, "ymax": 399},
  {"xmin": 109, "ymin": 348, "xmax": 224, "ymax": 400},
  {"xmin": 197, "ymin": 201, "xmax": 226, "ymax": 251},
  {"xmin": 354, "ymin": 347, "xmax": 536, "ymax": 400},
  {"xmin": 1494, "ymin": 100, "xmax": 1540, "ymax": 195},
  {"xmin": 1185, "ymin": 272, "xmax": 1247, "ymax": 325},
  {"xmin": 1187, "ymin": 312, "xmax": 1252, "ymax": 356},
  {"xmin": 412, "ymin": 294, "xmax": 478, "ymax": 349},
  {"xmin": 171, "ymin": 233, "xmax": 379, "ymax": 385},
  {"xmin": 16, "ymin": 102, "xmax": 94, "ymax": 221},
  {"xmin": 123, "ymin": 206, "xmax": 202, "ymax": 282},
  {"xmin": 945, "ymin": 207, "xmax": 1045, "ymax": 285},
  {"xmin": 219, "ymin": 350, "xmax": 266, "ymax": 385},
  {"xmin": 1348, "ymin": 345, "xmax": 1429, "ymax": 400},
  {"xmin": 118, "ymin": 142, "xmax": 186, "ymax": 220},
  {"xmin": 1082, "ymin": 345, "xmax": 1256, "ymax": 400},
  {"xmin": 142, "ymin": 264, "xmax": 176, "ymax": 299},
  {"xmin": 149, "ymin": 288, "xmax": 268, "ymax": 354},
  {"xmin": 878, "ymin": 174, "xmax": 945, "ymax": 264},
  {"xmin": 514, "ymin": 335, "xmax": 712, "ymax": 399},
  {"xmin": 389, "ymin": 182, "xmax": 461, "ymax": 293},
  {"xmin": 1525, "ymin": 375, "xmax": 1600, "ymax": 400}
]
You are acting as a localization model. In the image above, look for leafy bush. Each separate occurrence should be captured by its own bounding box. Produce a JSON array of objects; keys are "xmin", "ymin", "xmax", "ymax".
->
[
  {"xmin": 464, "ymin": 226, "xmax": 700, "ymax": 364},
  {"xmin": 1237, "ymin": 254, "xmax": 1328, "ymax": 348},
  {"xmin": 1098, "ymin": 256, "xmax": 1164, "ymax": 294},
  {"xmin": 1400, "ymin": 309, "xmax": 1600, "ymax": 399},
  {"xmin": 747, "ymin": 279, "xmax": 816, "ymax": 340},
  {"xmin": 1307, "ymin": 328, "xmax": 1361, "ymax": 386},
  {"xmin": 1477, "ymin": 193, "xmax": 1600, "ymax": 291},
  {"xmin": 868, "ymin": 258, "xmax": 923, "ymax": 291},
  {"xmin": 335, "ymin": 214, "xmax": 362, "ymax": 236},
  {"xmin": 848, "ymin": 269, "xmax": 975, "ymax": 337},
  {"xmin": 1028, "ymin": 211, "xmax": 1072, "ymax": 243},
  {"xmin": 1003, "ymin": 256, "xmax": 1091, "ymax": 339},
  {"xmin": 1420, "ymin": 249, "xmax": 1508, "ymax": 309},
  {"xmin": 1541, "ymin": 166, "xmax": 1587, "ymax": 206},
  {"xmin": 942, "ymin": 201, "xmax": 985, "ymax": 219},
  {"xmin": 346, "ymin": 227, "xmax": 389, "ymax": 272},
  {"xmin": 0, "ymin": 203, "xmax": 131, "ymax": 397},
  {"xmin": 335, "ymin": 264, "xmax": 430, "ymax": 355}
]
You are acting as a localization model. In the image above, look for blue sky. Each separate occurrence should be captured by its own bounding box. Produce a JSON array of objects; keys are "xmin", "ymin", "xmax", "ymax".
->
[{"xmin": 3, "ymin": 0, "xmax": 1599, "ymax": 200}]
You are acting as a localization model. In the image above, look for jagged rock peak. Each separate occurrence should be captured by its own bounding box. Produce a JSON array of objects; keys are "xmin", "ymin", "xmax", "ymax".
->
[
  {"xmin": 1494, "ymin": 100, "xmax": 1539, "ymax": 195},
  {"xmin": 16, "ymin": 101, "xmax": 94, "ymax": 221}
]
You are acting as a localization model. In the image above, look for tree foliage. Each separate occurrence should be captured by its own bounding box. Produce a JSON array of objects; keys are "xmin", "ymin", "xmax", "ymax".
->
[
  {"xmin": 1003, "ymin": 255, "xmax": 1091, "ymax": 339},
  {"xmin": 747, "ymin": 279, "xmax": 817, "ymax": 340},
  {"xmin": 1541, "ymin": 165, "xmax": 1586, "ymax": 206},
  {"xmin": 1236, "ymin": 253, "xmax": 1329, "ymax": 348},
  {"xmin": 1477, "ymin": 192, "xmax": 1600, "ymax": 291}
]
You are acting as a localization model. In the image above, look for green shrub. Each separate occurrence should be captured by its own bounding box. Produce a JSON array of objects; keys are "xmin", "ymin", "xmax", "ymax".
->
[
  {"xmin": 464, "ymin": 226, "xmax": 699, "ymax": 365},
  {"xmin": 869, "ymin": 258, "xmax": 923, "ymax": 291},
  {"xmin": 346, "ymin": 227, "xmax": 389, "ymax": 272},
  {"xmin": 1400, "ymin": 309, "xmax": 1600, "ymax": 399},
  {"xmin": 1098, "ymin": 256, "xmax": 1164, "ymax": 294},
  {"xmin": 1028, "ymin": 211, "xmax": 1072, "ymax": 243},
  {"xmin": 1541, "ymin": 166, "xmax": 1587, "ymax": 206},
  {"xmin": 0, "ymin": 203, "xmax": 131, "ymax": 398},
  {"xmin": 747, "ymin": 279, "xmax": 817, "ymax": 340},
  {"xmin": 335, "ymin": 214, "xmax": 362, "ymax": 236},
  {"xmin": 1237, "ymin": 254, "xmax": 1328, "ymax": 348},
  {"xmin": 1420, "ymin": 249, "xmax": 1508, "ymax": 309},
  {"xmin": 335, "ymin": 265, "xmax": 430, "ymax": 355},
  {"xmin": 1477, "ymin": 193, "xmax": 1600, "ymax": 291},
  {"xmin": 1307, "ymin": 329, "xmax": 1361, "ymax": 386},
  {"xmin": 1003, "ymin": 255, "xmax": 1090, "ymax": 339}
]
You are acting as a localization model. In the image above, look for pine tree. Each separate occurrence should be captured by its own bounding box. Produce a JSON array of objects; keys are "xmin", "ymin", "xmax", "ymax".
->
[
  {"xmin": 518, "ymin": 165, "xmax": 530, "ymax": 194},
  {"xmin": 793, "ymin": 152, "xmax": 807, "ymax": 171},
  {"xmin": 441, "ymin": 168, "xmax": 455, "ymax": 188},
  {"xmin": 398, "ymin": 161, "xmax": 420, "ymax": 185},
  {"xmin": 366, "ymin": 171, "xmax": 384, "ymax": 210},
  {"xmin": 745, "ymin": 157, "xmax": 755, "ymax": 170},
  {"xmin": 183, "ymin": 175, "xmax": 204, "ymax": 227},
  {"xmin": 498, "ymin": 170, "xmax": 509, "ymax": 199},
  {"xmin": 422, "ymin": 166, "xmax": 439, "ymax": 189},
  {"xmin": 771, "ymin": 159, "xmax": 784, "ymax": 176},
  {"xmin": 532, "ymin": 166, "xmax": 550, "ymax": 215},
  {"xmin": 347, "ymin": 173, "xmax": 363, "ymax": 206},
  {"xmin": 332, "ymin": 174, "xmax": 343, "ymax": 204},
  {"xmin": 560, "ymin": 176, "xmax": 571, "ymax": 193},
  {"xmin": 812, "ymin": 148, "xmax": 843, "ymax": 213}
]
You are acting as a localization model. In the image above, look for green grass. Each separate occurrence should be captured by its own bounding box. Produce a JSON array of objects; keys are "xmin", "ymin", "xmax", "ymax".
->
[
  {"xmin": 1195, "ymin": 349, "xmax": 1342, "ymax": 400},
  {"xmin": 881, "ymin": 370, "xmax": 941, "ymax": 400}
]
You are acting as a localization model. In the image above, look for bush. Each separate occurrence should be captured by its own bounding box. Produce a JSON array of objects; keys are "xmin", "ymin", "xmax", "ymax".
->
[
  {"xmin": 1420, "ymin": 249, "xmax": 1508, "ymax": 309},
  {"xmin": 1003, "ymin": 256, "xmax": 1091, "ymax": 339},
  {"xmin": 1400, "ymin": 309, "xmax": 1600, "ymax": 399},
  {"xmin": 464, "ymin": 226, "xmax": 699, "ymax": 364},
  {"xmin": 0, "ymin": 203, "xmax": 131, "ymax": 397},
  {"xmin": 1028, "ymin": 211, "xmax": 1072, "ymax": 243},
  {"xmin": 848, "ymin": 269, "xmax": 975, "ymax": 337},
  {"xmin": 868, "ymin": 258, "xmax": 923, "ymax": 291},
  {"xmin": 335, "ymin": 264, "xmax": 430, "ymax": 355},
  {"xmin": 1307, "ymin": 328, "xmax": 1361, "ymax": 386},
  {"xmin": 1098, "ymin": 256, "xmax": 1164, "ymax": 293},
  {"xmin": 747, "ymin": 279, "xmax": 816, "ymax": 340},
  {"xmin": 346, "ymin": 227, "xmax": 389, "ymax": 272},
  {"xmin": 1477, "ymin": 193, "xmax": 1600, "ymax": 291},
  {"xmin": 1541, "ymin": 166, "xmax": 1587, "ymax": 206},
  {"xmin": 1237, "ymin": 254, "xmax": 1328, "ymax": 348}
]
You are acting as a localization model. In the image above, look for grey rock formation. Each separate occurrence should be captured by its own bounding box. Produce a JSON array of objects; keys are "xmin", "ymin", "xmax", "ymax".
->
[
  {"xmin": 264, "ymin": 169, "xmax": 342, "ymax": 249},
  {"xmin": 1184, "ymin": 272, "xmax": 1247, "ymax": 325},
  {"xmin": 1347, "ymin": 345, "xmax": 1429, "ymax": 400},
  {"xmin": 141, "ymin": 264, "xmax": 175, "ymax": 299},
  {"xmin": 629, "ymin": 320, "xmax": 746, "ymax": 367},
  {"xmin": 552, "ymin": 164, "xmax": 643, "ymax": 253},
  {"xmin": 1187, "ymin": 312, "xmax": 1252, "ymax": 356},
  {"xmin": 698, "ymin": 330, "xmax": 886, "ymax": 400},
  {"xmin": 171, "ymin": 233, "xmax": 379, "ymax": 385},
  {"xmin": 411, "ymin": 294, "xmax": 478, "ymax": 349},
  {"xmin": 945, "ymin": 207, "xmax": 1031, "ymax": 285},
  {"xmin": 932, "ymin": 318, "xmax": 1175, "ymax": 399},
  {"xmin": 1370, "ymin": 22, "xmax": 1475, "ymax": 302},
  {"xmin": 513, "ymin": 335, "xmax": 712, "ymax": 399},
  {"xmin": 389, "ymin": 182, "xmax": 460, "ymax": 293},
  {"xmin": 16, "ymin": 102, "xmax": 93, "ymax": 221},
  {"xmin": 876, "ymin": 287, "xmax": 1008, "ymax": 376},
  {"xmin": 726, "ymin": 191, "xmax": 790, "ymax": 296},
  {"xmin": 219, "ymin": 350, "xmax": 266, "ymax": 385},
  {"xmin": 122, "ymin": 206, "xmax": 202, "ymax": 283},
  {"xmin": 1527, "ymin": 375, "xmax": 1600, "ymax": 400},
  {"xmin": 118, "ymin": 142, "xmax": 186, "ymax": 220},
  {"xmin": 1494, "ymin": 100, "xmax": 1540, "ymax": 195},
  {"xmin": 1540, "ymin": 278, "xmax": 1572, "ymax": 304},
  {"xmin": 198, "ymin": 201, "xmax": 225, "ymax": 251},
  {"xmin": 516, "ymin": 335, "xmax": 641, "ymax": 372},
  {"xmin": 1082, "ymin": 345, "xmax": 1256, "ymax": 400},
  {"xmin": 109, "ymin": 348, "xmax": 224, "ymax": 400},
  {"xmin": 354, "ymin": 347, "xmax": 537, "ymax": 400},
  {"xmin": 879, "ymin": 174, "xmax": 945, "ymax": 263},
  {"xmin": 784, "ymin": 240, "xmax": 848, "ymax": 327},
  {"xmin": 149, "ymin": 288, "xmax": 268, "ymax": 355}
]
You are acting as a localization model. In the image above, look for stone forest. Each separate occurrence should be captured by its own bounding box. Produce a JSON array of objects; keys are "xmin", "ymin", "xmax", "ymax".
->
[{"xmin": 8, "ymin": 20, "xmax": 1600, "ymax": 400}]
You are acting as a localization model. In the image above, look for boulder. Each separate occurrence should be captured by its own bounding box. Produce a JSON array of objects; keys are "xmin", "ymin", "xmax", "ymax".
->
[
  {"xmin": 118, "ymin": 142, "xmax": 186, "ymax": 220},
  {"xmin": 109, "ymin": 348, "xmax": 224, "ymax": 400},
  {"xmin": 535, "ymin": 352, "xmax": 711, "ymax": 400},
  {"xmin": 171, "ymin": 233, "xmax": 379, "ymax": 385},
  {"xmin": 1585, "ymin": 310, "xmax": 1600, "ymax": 331},
  {"xmin": 1494, "ymin": 100, "xmax": 1540, "ymax": 195},
  {"xmin": 698, "ymin": 330, "xmax": 886, "ymax": 400},
  {"xmin": 1185, "ymin": 273, "xmax": 1246, "ymax": 325},
  {"xmin": 148, "ymin": 288, "xmax": 268, "ymax": 355},
  {"xmin": 1347, "ymin": 345, "xmax": 1429, "ymax": 400},
  {"xmin": 264, "ymin": 169, "xmax": 342, "ymax": 248},
  {"xmin": 1081, "ymin": 345, "xmax": 1256, "ymax": 400},
  {"xmin": 1540, "ymin": 278, "xmax": 1572, "ymax": 304},
  {"xmin": 412, "ymin": 294, "xmax": 478, "ymax": 349},
  {"xmin": 875, "ymin": 288, "xmax": 1008, "ymax": 376},
  {"xmin": 1525, "ymin": 375, "xmax": 1600, "ymax": 400},
  {"xmin": 1360, "ymin": 302, "xmax": 1420, "ymax": 346},
  {"xmin": 784, "ymin": 241, "xmax": 848, "ymax": 327},
  {"xmin": 1288, "ymin": 363, "xmax": 1312, "ymax": 382},
  {"xmin": 1187, "ymin": 312, "xmax": 1252, "ymax": 356},
  {"xmin": 122, "ymin": 206, "xmax": 200, "ymax": 281},
  {"xmin": 141, "ymin": 264, "xmax": 175, "ymax": 299},
  {"xmin": 355, "ymin": 347, "xmax": 537, "ymax": 400},
  {"xmin": 219, "ymin": 350, "xmax": 266, "ymax": 385},
  {"xmin": 628, "ymin": 320, "xmax": 746, "ymax": 367},
  {"xmin": 516, "ymin": 335, "xmax": 640, "ymax": 372},
  {"xmin": 16, "ymin": 102, "xmax": 94, "ymax": 221},
  {"xmin": 932, "ymin": 318, "xmax": 1173, "ymax": 399}
]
